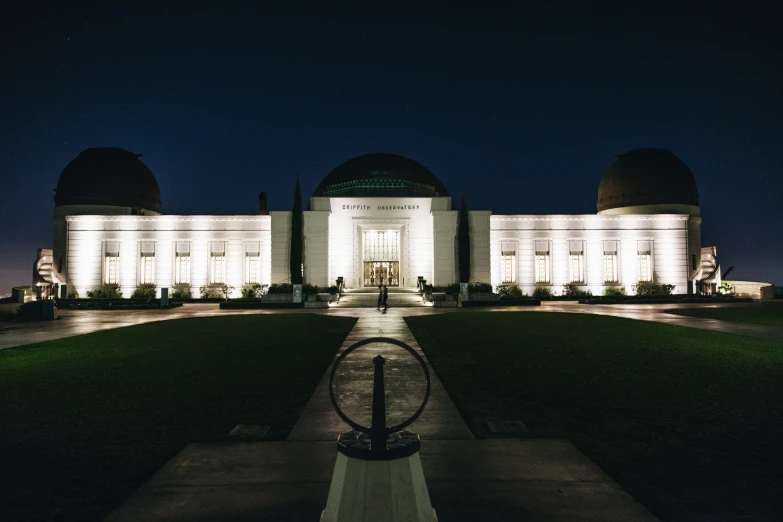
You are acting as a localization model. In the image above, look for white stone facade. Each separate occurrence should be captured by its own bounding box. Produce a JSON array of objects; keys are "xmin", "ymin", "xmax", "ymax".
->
[
  {"xmin": 66, "ymin": 215, "xmax": 271, "ymax": 298},
  {"xmin": 489, "ymin": 214, "xmax": 694, "ymax": 295},
  {"xmin": 63, "ymin": 197, "xmax": 698, "ymax": 296}
]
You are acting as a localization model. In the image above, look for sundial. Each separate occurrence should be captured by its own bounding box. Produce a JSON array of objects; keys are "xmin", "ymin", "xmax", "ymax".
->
[{"xmin": 328, "ymin": 337, "xmax": 431, "ymax": 460}]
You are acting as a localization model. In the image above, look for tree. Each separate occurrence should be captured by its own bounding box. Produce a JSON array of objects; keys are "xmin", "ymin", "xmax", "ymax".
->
[
  {"xmin": 290, "ymin": 175, "xmax": 303, "ymax": 285},
  {"xmin": 457, "ymin": 195, "xmax": 471, "ymax": 283}
]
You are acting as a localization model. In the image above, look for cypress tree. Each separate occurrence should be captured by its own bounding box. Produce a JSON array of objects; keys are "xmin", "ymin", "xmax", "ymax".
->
[
  {"xmin": 458, "ymin": 195, "xmax": 471, "ymax": 283},
  {"xmin": 290, "ymin": 175, "xmax": 303, "ymax": 285}
]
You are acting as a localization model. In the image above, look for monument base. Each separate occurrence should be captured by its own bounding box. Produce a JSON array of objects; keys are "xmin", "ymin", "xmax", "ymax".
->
[{"xmin": 320, "ymin": 450, "xmax": 438, "ymax": 522}]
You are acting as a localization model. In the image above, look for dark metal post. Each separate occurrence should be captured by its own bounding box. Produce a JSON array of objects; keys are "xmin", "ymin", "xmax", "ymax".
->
[{"xmin": 371, "ymin": 355, "xmax": 387, "ymax": 450}]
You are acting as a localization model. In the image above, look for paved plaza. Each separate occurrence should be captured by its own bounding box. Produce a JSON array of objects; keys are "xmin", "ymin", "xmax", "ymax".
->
[{"xmin": 2, "ymin": 301, "xmax": 783, "ymax": 352}]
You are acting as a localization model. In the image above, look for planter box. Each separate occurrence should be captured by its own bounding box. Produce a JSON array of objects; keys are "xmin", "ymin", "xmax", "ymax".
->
[
  {"xmin": 318, "ymin": 292, "xmax": 337, "ymax": 303},
  {"xmin": 465, "ymin": 299, "xmax": 540, "ymax": 307},
  {"xmin": 262, "ymin": 294, "xmax": 294, "ymax": 303},
  {"xmin": 470, "ymin": 292, "xmax": 500, "ymax": 301},
  {"xmin": 431, "ymin": 292, "xmax": 453, "ymax": 301},
  {"xmin": 433, "ymin": 300, "xmax": 457, "ymax": 308},
  {"xmin": 220, "ymin": 300, "xmax": 303, "ymax": 309},
  {"xmin": 580, "ymin": 297, "xmax": 753, "ymax": 305},
  {"xmin": 304, "ymin": 300, "xmax": 328, "ymax": 309}
]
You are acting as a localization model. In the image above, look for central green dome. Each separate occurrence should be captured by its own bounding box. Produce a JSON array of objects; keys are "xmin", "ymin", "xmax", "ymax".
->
[{"xmin": 313, "ymin": 153, "xmax": 449, "ymax": 198}]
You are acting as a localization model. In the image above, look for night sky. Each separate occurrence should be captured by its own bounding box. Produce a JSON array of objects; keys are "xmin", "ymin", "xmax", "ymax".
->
[{"xmin": 2, "ymin": 6, "xmax": 781, "ymax": 292}]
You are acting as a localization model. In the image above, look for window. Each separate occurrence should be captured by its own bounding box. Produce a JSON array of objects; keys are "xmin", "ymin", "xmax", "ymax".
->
[
  {"xmin": 534, "ymin": 240, "xmax": 550, "ymax": 284},
  {"xmin": 637, "ymin": 241, "xmax": 652, "ymax": 282},
  {"xmin": 246, "ymin": 242, "xmax": 260, "ymax": 284},
  {"xmin": 175, "ymin": 242, "xmax": 190, "ymax": 284},
  {"xmin": 568, "ymin": 240, "xmax": 584, "ymax": 283},
  {"xmin": 210, "ymin": 242, "xmax": 226, "ymax": 284},
  {"xmin": 603, "ymin": 240, "xmax": 619, "ymax": 283},
  {"xmin": 139, "ymin": 242, "xmax": 155, "ymax": 284},
  {"xmin": 501, "ymin": 241, "xmax": 516, "ymax": 283},
  {"xmin": 104, "ymin": 242, "xmax": 120, "ymax": 284}
]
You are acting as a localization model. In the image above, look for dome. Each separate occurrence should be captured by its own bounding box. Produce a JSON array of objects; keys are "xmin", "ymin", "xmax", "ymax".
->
[
  {"xmin": 54, "ymin": 148, "xmax": 162, "ymax": 213},
  {"xmin": 312, "ymin": 153, "xmax": 449, "ymax": 198},
  {"xmin": 597, "ymin": 148, "xmax": 699, "ymax": 213}
]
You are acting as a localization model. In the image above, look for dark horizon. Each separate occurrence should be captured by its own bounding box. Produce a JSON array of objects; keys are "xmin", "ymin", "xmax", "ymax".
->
[{"xmin": 2, "ymin": 6, "xmax": 781, "ymax": 291}]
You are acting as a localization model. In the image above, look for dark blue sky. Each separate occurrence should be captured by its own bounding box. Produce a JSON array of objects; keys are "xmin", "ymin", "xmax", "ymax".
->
[{"xmin": 2, "ymin": 5, "xmax": 781, "ymax": 292}]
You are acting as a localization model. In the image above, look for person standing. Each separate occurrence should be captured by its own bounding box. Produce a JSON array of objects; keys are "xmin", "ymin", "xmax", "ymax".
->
[
  {"xmin": 382, "ymin": 284, "xmax": 389, "ymax": 312},
  {"xmin": 377, "ymin": 284, "xmax": 383, "ymax": 310}
]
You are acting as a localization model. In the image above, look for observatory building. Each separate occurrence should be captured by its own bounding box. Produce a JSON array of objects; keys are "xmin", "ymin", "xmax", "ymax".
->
[{"xmin": 35, "ymin": 147, "xmax": 723, "ymax": 299}]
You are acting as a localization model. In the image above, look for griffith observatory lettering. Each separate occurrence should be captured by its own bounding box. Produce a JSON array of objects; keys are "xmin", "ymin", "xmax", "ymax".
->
[{"xmin": 342, "ymin": 204, "xmax": 420, "ymax": 211}]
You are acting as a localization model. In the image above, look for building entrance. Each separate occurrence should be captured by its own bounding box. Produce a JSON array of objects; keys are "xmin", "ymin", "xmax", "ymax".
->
[
  {"xmin": 362, "ymin": 230, "xmax": 400, "ymax": 287},
  {"xmin": 363, "ymin": 261, "xmax": 400, "ymax": 287}
]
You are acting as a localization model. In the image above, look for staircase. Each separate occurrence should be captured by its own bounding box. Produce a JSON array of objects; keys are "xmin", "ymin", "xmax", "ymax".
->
[{"xmin": 332, "ymin": 287, "xmax": 426, "ymax": 308}]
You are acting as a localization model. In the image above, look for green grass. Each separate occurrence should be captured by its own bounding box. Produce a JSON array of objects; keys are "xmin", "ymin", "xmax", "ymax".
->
[
  {"xmin": 0, "ymin": 314, "xmax": 355, "ymax": 522},
  {"xmin": 666, "ymin": 302, "xmax": 783, "ymax": 329},
  {"xmin": 406, "ymin": 312, "xmax": 783, "ymax": 522}
]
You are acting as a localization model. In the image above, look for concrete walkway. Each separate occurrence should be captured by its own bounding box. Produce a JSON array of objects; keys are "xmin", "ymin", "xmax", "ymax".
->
[
  {"xmin": 287, "ymin": 310, "xmax": 474, "ymax": 441},
  {"xmin": 2, "ymin": 301, "xmax": 782, "ymax": 352},
  {"xmin": 106, "ymin": 440, "xmax": 658, "ymax": 522}
]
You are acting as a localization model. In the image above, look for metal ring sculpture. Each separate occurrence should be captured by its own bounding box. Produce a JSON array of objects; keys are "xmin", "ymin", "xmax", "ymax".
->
[{"xmin": 328, "ymin": 337, "xmax": 431, "ymax": 435}]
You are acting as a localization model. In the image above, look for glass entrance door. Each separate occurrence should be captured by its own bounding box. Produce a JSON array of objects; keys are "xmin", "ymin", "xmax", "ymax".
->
[
  {"xmin": 363, "ymin": 261, "xmax": 400, "ymax": 287},
  {"xmin": 362, "ymin": 230, "xmax": 400, "ymax": 287}
]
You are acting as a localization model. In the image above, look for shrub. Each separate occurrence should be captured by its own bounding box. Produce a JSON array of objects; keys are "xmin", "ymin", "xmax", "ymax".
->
[
  {"xmin": 66, "ymin": 290, "xmax": 79, "ymax": 299},
  {"xmin": 468, "ymin": 282, "xmax": 493, "ymax": 293},
  {"xmin": 86, "ymin": 284, "xmax": 122, "ymax": 299},
  {"xmin": 171, "ymin": 286, "xmax": 192, "ymax": 299},
  {"xmin": 241, "ymin": 284, "xmax": 265, "ymax": 299},
  {"xmin": 130, "ymin": 284, "xmax": 156, "ymax": 300},
  {"xmin": 718, "ymin": 282, "xmax": 734, "ymax": 295},
  {"xmin": 497, "ymin": 285, "xmax": 525, "ymax": 299},
  {"xmin": 533, "ymin": 286, "xmax": 552, "ymax": 298},
  {"xmin": 199, "ymin": 286, "xmax": 224, "ymax": 299},
  {"xmin": 562, "ymin": 283, "xmax": 592, "ymax": 297},
  {"xmin": 0, "ymin": 304, "xmax": 21, "ymax": 319},
  {"xmin": 444, "ymin": 283, "xmax": 461, "ymax": 294},
  {"xmin": 634, "ymin": 282, "xmax": 675, "ymax": 296},
  {"xmin": 329, "ymin": 285, "xmax": 339, "ymax": 295},
  {"xmin": 302, "ymin": 283, "xmax": 320, "ymax": 296},
  {"xmin": 268, "ymin": 283, "xmax": 293, "ymax": 294},
  {"xmin": 241, "ymin": 283, "xmax": 268, "ymax": 298},
  {"xmin": 603, "ymin": 287, "xmax": 626, "ymax": 297}
]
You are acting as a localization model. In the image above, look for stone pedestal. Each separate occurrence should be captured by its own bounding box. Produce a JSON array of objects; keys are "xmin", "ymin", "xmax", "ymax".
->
[{"xmin": 321, "ymin": 432, "xmax": 437, "ymax": 522}]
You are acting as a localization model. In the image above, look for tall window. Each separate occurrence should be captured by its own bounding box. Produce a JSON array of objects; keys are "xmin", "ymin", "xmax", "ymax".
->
[
  {"xmin": 568, "ymin": 240, "xmax": 584, "ymax": 283},
  {"xmin": 637, "ymin": 241, "xmax": 652, "ymax": 282},
  {"xmin": 139, "ymin": 242, "xmax": 155, "ymax": 284},
  {"xmin": 175, "ymin": 242, "xmax": 190, "ymax": 284},
  {"xmin": 501, "ymin": 241, "xmax": 516, "ymax": 283},
  {"xmin": 534, "ymin": 240, "xmax": 550, "ymax": 284},
  {"xmin": 603, "ymin": 240, "xmax": 619, "ymax": 283},
  {"xmin": 246, "ymin": 242, "xmax": 261, "ymax": 284},
  {"xmin": 210, "ymin": 242, "xmax": 226, "ymax": 284},
  {"xmin": 104, "ymin": 242, "xmax": 120, "ymax": 284}
]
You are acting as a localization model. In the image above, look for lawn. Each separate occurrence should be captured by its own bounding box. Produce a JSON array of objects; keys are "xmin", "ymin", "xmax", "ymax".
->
[
  {"xmin": 406, "ymin": 312, "xmax": 783, "ymax": 522},
  {"xmin": 665, "ymin": 302, "xmax": 783, "ymax": 329},
  {"xmin": 0, "ymin": 314, "xmax": 355, "ymax": 522}
]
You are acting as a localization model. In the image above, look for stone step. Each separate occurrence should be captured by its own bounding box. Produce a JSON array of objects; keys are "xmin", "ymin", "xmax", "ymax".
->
[{"xmin": 332, "ymin": 293, "xmax": 426, "ymax": 308}]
